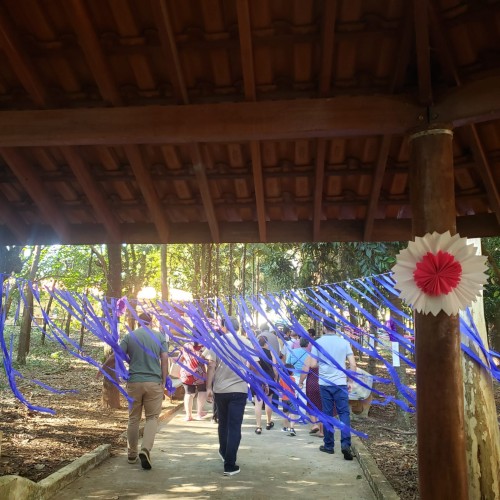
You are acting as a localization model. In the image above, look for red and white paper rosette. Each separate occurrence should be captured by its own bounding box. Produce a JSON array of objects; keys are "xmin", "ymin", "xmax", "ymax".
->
[{"xmin": 392, "ymin": 231, "xmax": 488, "ymax": 316}]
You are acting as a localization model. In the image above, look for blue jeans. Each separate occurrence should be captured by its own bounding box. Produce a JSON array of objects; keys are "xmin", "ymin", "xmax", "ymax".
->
[
  {"xmin": 319, "ymin": 384, "xmax": 351, "ymax": 451},
  {"xmin": 214, "ymin": 392, "xmax": 247, "ymax": 469}
]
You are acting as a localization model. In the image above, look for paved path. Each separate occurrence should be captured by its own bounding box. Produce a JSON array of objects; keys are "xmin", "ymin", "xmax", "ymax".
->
[{"xmin": 54, "ymin": 404, "xmax": 376, "ymax": 499}]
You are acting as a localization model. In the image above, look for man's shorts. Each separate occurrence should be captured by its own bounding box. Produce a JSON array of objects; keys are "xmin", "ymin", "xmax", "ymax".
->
[
  {"xmin": 183, "ymin": 383, "xmax": 207, "ymax": 394},
  {"xmin": 282, "ymin": 399, "xmax": 297, "ymax": 414}
]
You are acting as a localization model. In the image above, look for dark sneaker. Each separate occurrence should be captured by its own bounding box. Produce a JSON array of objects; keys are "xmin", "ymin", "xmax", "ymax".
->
[
  {"xmin": 319, "ymin": 445, "xmax": 334, "ymax": 454},
  {"xmin": 139, "ymin": 448, "xmax": 152, "ymax": 470},
  {"xmin": 281, "ymin": 426, "xmax": 289, "ymax": 432},
  {"xmin": 127, "ymin": 455, "xmax": 138, "ymax": 464},
  {"xmin": 224, "ymin": 465, "xmax": 240, "ymax": 476},
  {"xmin": 289, "ymin": 428, "xmax": 296, "ymax": 436},
  {"xmin": 342, "ymin": 447, "xmax": 354, "ymax": 461}
]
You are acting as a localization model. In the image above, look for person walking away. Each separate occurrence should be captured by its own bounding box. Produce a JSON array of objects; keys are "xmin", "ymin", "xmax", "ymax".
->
[
  {"xmin": 300, "ymin": 317, "xmax": 356, "ymax": 460},
  {"xmin": 205, "ymin": 316, "xmax": 258, "ymax": 476},
  {"xmin": 178, "ymin": 339, "xmax": 208, "ymax": 420},
  {"xmin": 253, "ymin": 336, "xmax": 278, "ymax": 434},
  {"xmin": 117, "ymin": 312, "xmax": 168, "ymax": 470},
  {"xmin": 279, "ymin": 364, "xmax": 297, "ymax": 436}
]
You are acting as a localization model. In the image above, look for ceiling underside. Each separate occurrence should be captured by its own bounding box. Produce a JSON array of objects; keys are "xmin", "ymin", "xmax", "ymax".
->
[{"xmin": 0, "ymin": 0, "xmax": 499, "ymax": 245}]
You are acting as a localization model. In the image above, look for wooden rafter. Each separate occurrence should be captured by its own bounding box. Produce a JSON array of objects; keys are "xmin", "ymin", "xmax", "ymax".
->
[
  {"xmin": 363, "ymin": 136, "xmax": 392, "ymax": 241},
  {"xmin": 60, "ymin": 146, "xmax": 121, "ymax": 242},
  {"xmin": 0, "ymin": 4, "xmax": 50, "ymax": 107},
  {"xmin": 0, "ymin": 148, "xmax": 70, "ymax": 241},
  {"xmin": 468, "ymin": 125, "xmax": 500, "ymax": 223},
  {"xmin": 64, "ymin": 0, "xmax": 122, "ymax": 106},
  {"xmin": 189, "ymin": 143, "xmax": 220, "ymax": 243},
  {"xmin": 363, "ymin": 12, "xmax": 416, "ymax": 241},
  {"xmin": 312, "ymin": 139, "xmax": 327, "ymax": 241},
  {"xmin": 237, "ymin": 0, "xmax": 256, "ymax": 101},
  {"xmin": 151, "ymin": 0, "xmax": 189, "ymax": 104},
  {"xmin": 318, "ymin": 0, "xmax": 337, "ymax": 97},
  {"xmin": 123, "ymin": 145, "xmax": 170, "ymax": 242},
  {"xmin": 390, "ymin": 7, "xmax": 415, "ymax": 93},
  {"xmin": 0, "ymin": 191, "xmax": 29, "ymax": 243},
  {"xmin": 250, "ymin": 141, "xmax": 267, "ymax": 242},
  {"xmin": 429, "ymin": 7, "xmax": 500, "ymax": 224},
  {"xmin": 237, "ymin": 0, "xmax": 267, "ymax": 242},
  {"xmin": 413, "ymin": 0, "xmax": 432, "ymax": 105}
]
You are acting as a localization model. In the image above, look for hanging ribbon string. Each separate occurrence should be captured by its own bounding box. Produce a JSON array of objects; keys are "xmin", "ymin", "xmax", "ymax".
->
[{"xmin": 1, "ymin": 270, "xmax": 497, "ymax": 438}]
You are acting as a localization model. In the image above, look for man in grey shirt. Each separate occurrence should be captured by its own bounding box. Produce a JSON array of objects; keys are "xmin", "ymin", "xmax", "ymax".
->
[
  {"xmin": 119, "ymin": 312, "xmax": 168, "ymax": 469},
  {"xmin": 205, "ymin": 316, "xmax": 258, "ymax": 476}
]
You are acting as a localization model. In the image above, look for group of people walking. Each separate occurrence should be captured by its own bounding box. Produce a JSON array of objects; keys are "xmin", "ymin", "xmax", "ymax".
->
[{"xmin": 110, "ymin": 313, "xmax": 357, "ymax": 475}]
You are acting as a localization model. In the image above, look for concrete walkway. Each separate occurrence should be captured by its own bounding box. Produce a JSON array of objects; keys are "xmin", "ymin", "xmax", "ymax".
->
[{"xmin": 53, "ymin": 404, "xmax": 377, "ymax": 499}]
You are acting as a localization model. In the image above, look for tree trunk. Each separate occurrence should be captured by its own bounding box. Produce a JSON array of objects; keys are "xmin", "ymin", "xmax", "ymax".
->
[
  {"xmin": 367, "ymin": 304, "xmax": 378, "ymax": 375},
  {"xmin": 391, "ymin": 296, "xmax": 410, "ymax": 430},
  {"xmin": 160, "ymin": 244, "xmax": 169, "ymax": 301},
  {"xmin": 461, "ymin": 239, "xmax": 500, "ymax": 500},
  {"xmin": 106, "ymin": 244, "xmax": 122, "ymax": 298},
  {"xmin": 103, "ymin": 243, "xmax": 122, "ymax": 409},
  {"xmin": 41, "ymin": 280, "xmax": 56, "ymax": 345},
  {"xmin": 64, "ymin": 306, "xmax": 73, "ymax": 337},
  {"xmin": 101, "ymin": 352, "xmax": 121, "ymax": 409},
  {"xmin": 17, "ymin": 245, "xmax": 42, "ymax": 364},
  {"xmin": 215, "ymin": 244, "xmax": 220, "ymax": 299},
  {"xmin": 228, "ymin": 243, "xmax": 234, "ymax": 315},
  {"xmin": 79, "ymin": 250, "xmax": 93, "ymax": 349},
  {"xmin": 242, "ymin": 243, "xmax": 247, "ymax": 297}
]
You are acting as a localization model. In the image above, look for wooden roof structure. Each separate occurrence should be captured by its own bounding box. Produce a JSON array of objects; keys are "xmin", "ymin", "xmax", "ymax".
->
[{"xmin": 0, "ymin": 0, "xmax": 499, "ymax": 245}]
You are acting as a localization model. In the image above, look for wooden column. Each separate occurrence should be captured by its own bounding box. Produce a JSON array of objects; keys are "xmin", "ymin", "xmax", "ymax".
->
[{"xmin": 408, "ymin": 125, "xmax": 468, "ymax": 500}]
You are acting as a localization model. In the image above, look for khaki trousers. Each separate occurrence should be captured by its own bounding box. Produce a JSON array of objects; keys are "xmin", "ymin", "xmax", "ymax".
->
[{"xmin": 126, "ymin": 381, "xmax": 164, "ymax": 456}]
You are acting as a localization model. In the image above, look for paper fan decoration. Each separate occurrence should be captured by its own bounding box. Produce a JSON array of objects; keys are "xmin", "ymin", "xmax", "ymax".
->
[{"xmin": 392, "ymin": 231, "xmax": 488, "ymax": 316}]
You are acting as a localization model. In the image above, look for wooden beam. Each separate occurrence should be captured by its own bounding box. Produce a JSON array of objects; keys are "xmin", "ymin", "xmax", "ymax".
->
[
  {"xmin": 318, "ymin": 0, "xmax": 337, "ymax": 96},
  {"xmin": 237, "ymin": 0, "xmax": 256, "ymax": 101},
  {"xmin": 435, "ymin": 76, "xmax": 500, "ymax": 127},
  {"xmin": 250, "ymin": 141, "xmax": 267, "ymax": 242},
  {"xmin": 189, "ymin": 143, "xmax": 220, "ymax": 243},
  {"xmin": 60, "ymin": 146, "xmax": 121, "ymax": 242},
  {"xmin": 0, "ymin": 213, "xmax": 498, "ymax": 245},
  {"xmin": 0, "ymin": 4, "xmax": 51, "ymax": 107},
  {"xmin": 363, "ymin": 135, "xmax": 392, "ymax": 241},
  {"xmin": 123, "ymin": 144, "xmax": 170, "ymax": 241},
  {"xmin": 413, "ymin": 0, "xmax": 432, "ymax": 105},
  {"xmin": 0, "ymin": 148, "xmax": 70, "ymax": 241},
  {"xmin": 151, "ymin": 0, "xmax": 189, "ymax": 104},
  {"xmin": 312, "ymin": 139, "xmax": 327, "ymax": 241},
  {"xmin": 0, "ymin": 94, "xmax": 423, "ymax": 146},
  {"xmin": 64, "ymin": 0, "xmax": 122, "ymax": 106}
]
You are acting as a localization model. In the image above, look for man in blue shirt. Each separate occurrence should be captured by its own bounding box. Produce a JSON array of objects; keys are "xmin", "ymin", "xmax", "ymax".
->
[{"xmin": 299, "ymin": 317, "xmax": 356, "ymax": 460}]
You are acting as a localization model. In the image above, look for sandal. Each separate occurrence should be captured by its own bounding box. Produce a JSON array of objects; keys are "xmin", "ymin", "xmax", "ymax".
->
[
  {"xmin": 309, "ymin": 426, "xmax": 320, "ymax": 434},
  {"xmin": 265, "ymin": 421, "xmax": 274, "ymax": 430},
  {"xmin": 255, "ymin": 427, "xmax": 262, "ymax": 434}
]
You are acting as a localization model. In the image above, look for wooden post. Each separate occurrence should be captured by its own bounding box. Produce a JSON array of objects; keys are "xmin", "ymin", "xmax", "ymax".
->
[{"xmin": 408, "ymin": 125, "xmax": 469, "ymax": 499}]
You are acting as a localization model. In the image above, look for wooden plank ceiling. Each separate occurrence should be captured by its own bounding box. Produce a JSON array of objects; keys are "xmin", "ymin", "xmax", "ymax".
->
[{"xmin": 0, "ymin": 0, "xmax": 499, "ymax": 245}]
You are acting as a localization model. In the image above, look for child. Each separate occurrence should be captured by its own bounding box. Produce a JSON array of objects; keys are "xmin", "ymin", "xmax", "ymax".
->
[{"xmin": 279, "ymin": 364, "xmax": 297, "ymax": 436}]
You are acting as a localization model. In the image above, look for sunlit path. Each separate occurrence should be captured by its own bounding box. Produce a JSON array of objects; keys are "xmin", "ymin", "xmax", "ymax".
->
[{"xmin": 53, "ymin": 403, "xmax": 375, "ymax": 499}]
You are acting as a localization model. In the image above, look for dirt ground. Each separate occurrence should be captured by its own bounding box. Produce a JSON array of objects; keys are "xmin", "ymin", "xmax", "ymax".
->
[{"xmin": 0, "ymin": 357, "xmax": 498, "ymax": 500}]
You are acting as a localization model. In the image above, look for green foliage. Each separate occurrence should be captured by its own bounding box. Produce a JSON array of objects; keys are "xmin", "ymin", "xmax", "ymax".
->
[{"xmin": 482, "ymin": 237, "xmax": 500, "ymax": 329}]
